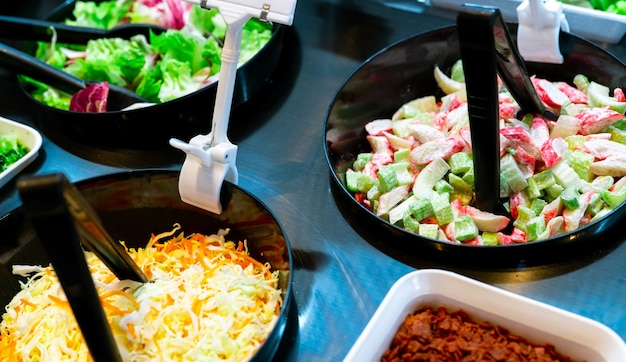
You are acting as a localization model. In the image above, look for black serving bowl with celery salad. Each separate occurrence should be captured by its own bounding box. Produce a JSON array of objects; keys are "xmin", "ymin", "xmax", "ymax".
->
[
  {"xmin": 17, "ymin": 0, "xmax": 285, "ymax": 149},
  {"xmin": 324, "ymin": 24, "xmax": 626, "ymax": 268}
]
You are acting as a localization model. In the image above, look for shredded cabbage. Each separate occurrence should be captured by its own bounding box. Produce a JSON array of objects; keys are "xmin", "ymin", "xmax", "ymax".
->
[{"xmin": 0, "ymin": 225, "xmax": 282, "ymax": 361}]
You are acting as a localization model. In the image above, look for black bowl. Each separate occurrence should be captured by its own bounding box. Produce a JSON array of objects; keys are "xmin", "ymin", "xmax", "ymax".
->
[
  {"xmin": 324, "ymin": 24, "xmax": 626, "ymax": 269},
  {"xmin": 17, "ymin": 0, "xmax": 285, "ymax": 149},
  {"xmin": 0, "ymin": 170, "xmax": 293, "ymax": 360}
]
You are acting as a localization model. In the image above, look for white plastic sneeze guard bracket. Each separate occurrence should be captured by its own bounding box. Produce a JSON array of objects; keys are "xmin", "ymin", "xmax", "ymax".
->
[
  {"xmin": 192, "ymin": 0, "xmax": 297, "ymax": 25},
  {"xmin": 171, "ymin": 0, "xmax": 297, "ymax": 214},
  {"xmin": 516, "ymin": 0, "xmax": 569, "ymax": 64}
]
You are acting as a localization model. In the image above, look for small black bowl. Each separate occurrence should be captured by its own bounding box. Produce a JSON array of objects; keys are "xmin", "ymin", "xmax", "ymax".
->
[
  {"xmin": 17, "ymin": 0, "xmax": 285, "ymax": 149},
  {"xmin": 0, "ymin": 170, "xmax": 293, "ymax": 360},
  {"xmin": 324, "ymin": 24, "xmax": 626, "ymax": 269}
]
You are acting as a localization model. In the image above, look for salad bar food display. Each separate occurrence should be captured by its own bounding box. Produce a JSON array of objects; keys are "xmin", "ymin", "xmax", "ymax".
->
[{"xmin": 0, "ymin": 0, "xmax": 626, "ymax": 361}]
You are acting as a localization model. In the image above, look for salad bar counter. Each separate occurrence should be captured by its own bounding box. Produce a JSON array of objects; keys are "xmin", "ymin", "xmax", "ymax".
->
[{"xmin": 1, "ymin": 0, "xmax": 626, "ymax": 360}]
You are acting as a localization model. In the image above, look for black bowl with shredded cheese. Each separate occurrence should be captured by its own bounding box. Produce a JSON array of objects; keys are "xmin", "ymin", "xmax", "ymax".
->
[{"xmin": 0, "ymin": 170, "xmax": 293, "ymax": 362}]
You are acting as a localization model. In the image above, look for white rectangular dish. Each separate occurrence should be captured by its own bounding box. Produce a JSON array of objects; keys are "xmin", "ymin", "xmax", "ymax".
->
[
  {"xmin": 343, "ymin": 269, "xmax": 626, "ymax": 361},
  {"xmin": 430, "ymin": 0, "xmax": 626, "ymax": 43},
  {"xmin": 0, "ymin": 116, "xmax": 42, "ymax": 189}
]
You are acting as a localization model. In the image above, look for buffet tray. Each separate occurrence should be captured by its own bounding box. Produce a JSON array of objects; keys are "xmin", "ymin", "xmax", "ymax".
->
[
  {"xmin": 430, "ymin": 0, "xmax": 626, "ymax": 43},
  {"xmin": 344, "ymin": 269, "xmax": 626, "ymax": 362},
  {"xmin": 0, "ymin": 116, "xmax": 42, "ymax": 189}
]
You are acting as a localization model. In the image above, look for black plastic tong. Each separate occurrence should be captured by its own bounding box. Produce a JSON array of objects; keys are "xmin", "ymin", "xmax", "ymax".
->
[
  {"xmin": 17, "ymin": 173, "xmax": 149, "ymax": 362},
  {"xmin": 0, "ymin": 14, "xmax": 165, "ymax": 43},
  {"xmin": 457, "ymin": 5, "xmax": 558, "ymax": 214}
]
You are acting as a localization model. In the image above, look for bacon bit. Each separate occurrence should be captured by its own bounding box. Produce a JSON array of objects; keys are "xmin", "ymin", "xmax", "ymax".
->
[{"xmin": 382, "ymin": 306, "xmax": 576, "ymax": 362}]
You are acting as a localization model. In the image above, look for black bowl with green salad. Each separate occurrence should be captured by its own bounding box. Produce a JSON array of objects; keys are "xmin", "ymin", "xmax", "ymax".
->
[{"xmin": 14, "ymin": 0, "xmax": 286, "ymax": 149}]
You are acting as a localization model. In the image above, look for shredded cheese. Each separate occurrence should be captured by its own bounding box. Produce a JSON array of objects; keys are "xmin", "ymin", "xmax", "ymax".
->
[{"xmin": 0, "ymin": 225, "xmax": 282, "ymax": 361}]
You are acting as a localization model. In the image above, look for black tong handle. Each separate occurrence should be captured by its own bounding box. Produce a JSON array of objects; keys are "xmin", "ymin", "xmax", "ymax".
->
[
  {"xmin": 17, "ymin": 173, "xmax": 123, "ymax": 362},
  {"xmin": 0, "ymin": 15, "xmax": 109, "ymax": 43},
  {"xmin": 457, "ymin": 5, "xmax": 558, "ymax": 214}
]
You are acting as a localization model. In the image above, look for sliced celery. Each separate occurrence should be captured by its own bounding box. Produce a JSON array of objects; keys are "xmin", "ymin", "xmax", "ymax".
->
[
  {"xmin": 564, "ymin": 150, "xmax": 594, "ymax": 182},
  {"xmin": 409, "ymin": 198, "xmax": 434, "ymax": 221},
  {"xmin": 501, "ymin": 153, "xmax": 528, "ymax": 193},
  {"xmin": 530, "ymin": 198, "xmax": 548, "ymax": 216},
  {"xmin": 377, "ymin": 166, "xmax": 397, "ymax": 193},
  {"xmin": 588, "ymin": 81, "xmax": 626, "ymax": 113},
  {"xmin": 454, "ymin": 215, "xmax": 478, "ymax": 241},
  {"xmin": 388, "ymin": 195, "xmax": 418, "ymax": 225},
  {"xmin": 367, "ymin": 185, "xmax": 380, "ymax": 201},
  {"xmin": 586, "ymin": 193, "xmax": 605, "ymax": 216},
  {"xmin": 609, "ymin": 125, "xmax": 626, "ymax": 145},
  {"xmin": 482, "ymin": 232, "xmax": 499, "ymax": 246},
  {"xmin": 526, "ymin": 216, "xmax": 546, "ymax": 241},
  {"xmin": 574, "ymin": 74, "xmax": 589, "ymax": 92},
  {"xmin": 402, "ymin": 213, "xmax": 420, "ymax": 232},
  {"xmin": 525, "ymin": 177, "xmax": 542, "ymax": 199},
  {"xmin": 449, "ymin": 152, "xmax": 473, "ymax": 175},
  {"xmin": 431, "ymin": 192, "xmax": 454, "ymax": 225},
  {"xmin": 462, "ymin": 169, "xmax": 475, "ymax": 187},
  {"xmin": 353, "ymin": 153, "xmax": 373, "ymax": 172},
  {"xmin": 551, "ymin": 161, "xmax": 584, "ymax": 190},
  {"xmin": 434, "ymin": 178, "xmax": 453, "ymax": 194},
  {"xmin": 601, "ymin": 187, "xmax": 626, "ymax": 209},
  {"xmin": 346, "ymin": 169, "xmax": 360, "ymax": 192},
  {"xmin": 561, "ymin": 185, "xmax": 581, "ymax": 210},
  {"xmin": 418, "ymin": 223, "xmax": 439, "ymax": 239},
  {"xmin": 531, "ymin": 170, "xmax": 556, "ymax": 191},
  {"xmin": 394, "ymin": 149, "xmax": 410, "ymax": 163}
]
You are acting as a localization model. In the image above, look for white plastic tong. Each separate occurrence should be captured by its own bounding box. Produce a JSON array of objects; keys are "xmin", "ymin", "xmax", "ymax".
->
[
  {"xmin": 516, "ymin": 0, "xmax": 569, "ymax": 64},
  {"xmin": 170, "ymin": 0, "xmax": 297, "ymax": 214}
]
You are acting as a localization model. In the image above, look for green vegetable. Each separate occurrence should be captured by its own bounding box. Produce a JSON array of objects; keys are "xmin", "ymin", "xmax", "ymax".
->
[
  {"xmin": 431, "ymin": 192, "xmax": 454, "ymax": 225},
  {"xmin": 0, "ymin": 134, "xmax": 29, "ymax": 171},
  {"xmin": 454, "ymin": 215, "xmax": 478, "ymax": 241},
  {"xmin": 561, "ymin": 185, "xmax": 581, "ymax": 210},
  {"xmin": 409, "ymin": 198, "xmax": 434, "ymax": 221}
]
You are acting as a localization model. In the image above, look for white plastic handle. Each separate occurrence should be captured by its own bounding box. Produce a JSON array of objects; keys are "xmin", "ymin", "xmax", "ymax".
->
[
  {"xmin": 517, "ymin": 0, "xmax": 569, "ymax": 64},
  {"xmin": 172, "ymin": 0, "xmax": 297, "ymax": 214}
]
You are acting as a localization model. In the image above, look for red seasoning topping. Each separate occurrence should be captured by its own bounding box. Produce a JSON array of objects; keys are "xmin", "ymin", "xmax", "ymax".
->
[{"xmin": 382, "ymin": 306, "xmax": 579, "ymax": 362}]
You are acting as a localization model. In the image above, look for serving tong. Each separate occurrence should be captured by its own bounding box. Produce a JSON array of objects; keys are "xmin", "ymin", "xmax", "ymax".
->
[
  {"xmin": 0, "ymin": 14, "xmax": 166, "ymax": 43},
  {"xmin": 457, "ymin": 4, "xmax": 559, "ymax": 214},
  {"xmin": 170, "ymin": 0, "xmax": 297, "ymax": 214},
  {"xmin": 17, "ymin": 173, "xmax": 148, "ymax": 362}
]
